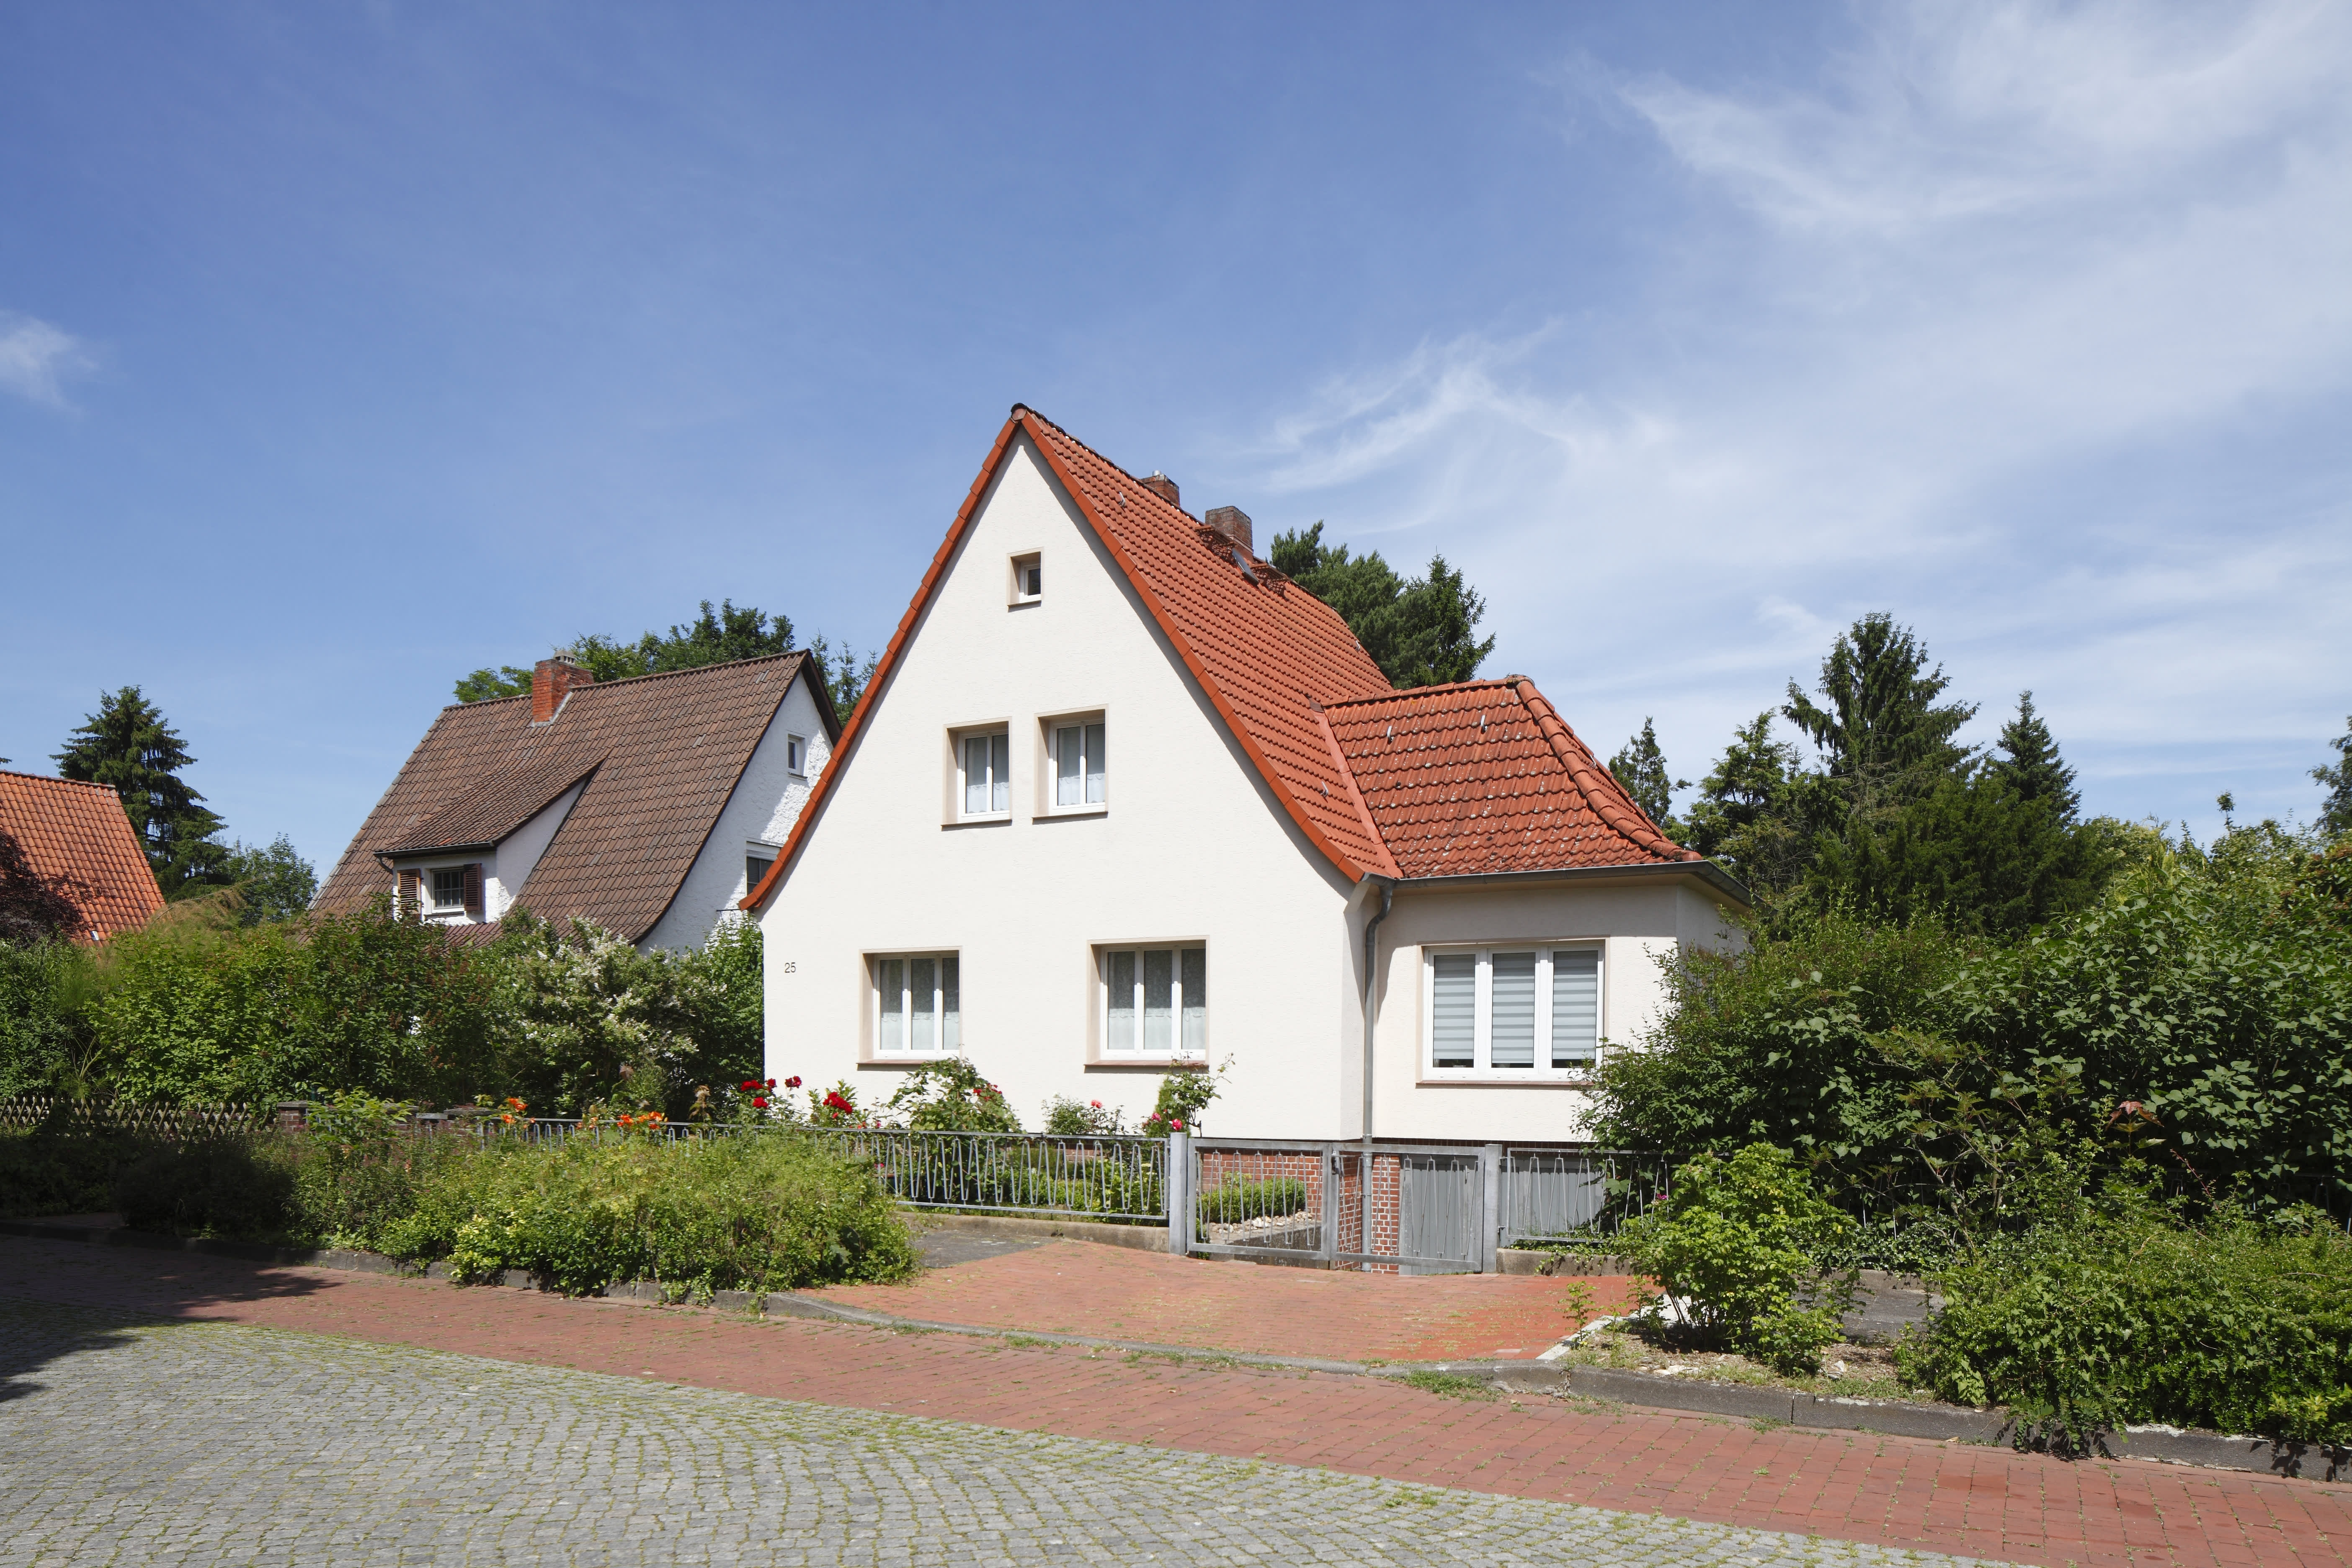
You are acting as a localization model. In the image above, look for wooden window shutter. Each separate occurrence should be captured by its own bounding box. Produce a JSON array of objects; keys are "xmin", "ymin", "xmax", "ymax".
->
[
  {"xmin": 397, "ymin": 868, "xmax": 421, "ymax": 919},
  {"xmin": 464, "ymin": 862, "xmax": 484, "ymax": 920}
]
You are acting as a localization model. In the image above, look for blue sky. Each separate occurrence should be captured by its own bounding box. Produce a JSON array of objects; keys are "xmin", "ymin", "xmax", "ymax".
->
[{"xmin": 3, "ymin": 1, "xmax": 2347, "ymax": 875}]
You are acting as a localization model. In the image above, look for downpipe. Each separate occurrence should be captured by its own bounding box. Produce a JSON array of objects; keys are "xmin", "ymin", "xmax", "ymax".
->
[{"xmin": 1359, "ymin": 874, "xmax": 1394, "ymax": 1159}]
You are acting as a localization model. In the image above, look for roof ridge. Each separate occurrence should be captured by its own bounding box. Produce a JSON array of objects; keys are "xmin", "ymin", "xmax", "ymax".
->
[
  {"xmin": 1320, "ymin": 678, "xmax": 1518, "ymax": 707},
  {"xmin": 0, "ymin": 769, "xmax": 118, "ymax": 791},
  {"xmin": 1009, "ymin": 405, "xmax": 1200, "ymax": 523},
  {"xmin": 436, "ymin": 650, "xmax": 808, "ymax": 713}
]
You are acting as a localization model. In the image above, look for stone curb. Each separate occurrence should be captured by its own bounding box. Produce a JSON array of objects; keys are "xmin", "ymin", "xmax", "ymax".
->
[
  {"xmin": 6, "ymin": 1217, "xmax": 2342, "ymax": 1483},
  {"xmin": 902, "ymin": 1211, "xmax": 1167, "ymax": 1253}
]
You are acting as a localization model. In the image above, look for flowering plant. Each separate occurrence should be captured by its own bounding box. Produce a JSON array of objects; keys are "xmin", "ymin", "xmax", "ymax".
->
[{"xmin": 810, "ymin": 1081, "xmax": 864, "ymax": 1128}]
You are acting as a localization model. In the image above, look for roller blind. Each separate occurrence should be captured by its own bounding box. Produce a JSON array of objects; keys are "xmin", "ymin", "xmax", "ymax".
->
[
  {"xmin": 1431, "ymin": 952, "xmax": 1475, "ymax": 1068},
  {"xmin": 1551, "ymin": 948, "xmax": 1599, "ymax": 1068}
]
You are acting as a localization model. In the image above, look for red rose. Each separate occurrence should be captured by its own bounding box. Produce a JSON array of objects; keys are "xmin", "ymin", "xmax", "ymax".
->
[
  {"xmin": 740, "ymin": 1081, "xmax": 756, "ymax": 1092},
  {"xmin": 752, "ymin": 1096, "xmax": 769, "ymax": 1108},
  {"xmin": 766, "ymin": 1078, "xmax": 778, "ymax": 1088},
  {"xmin": 785, "ymin": 1076, "xmax": 802, "ymax": 1089},
  {"xmin": 1171, "ymin": 1118, "xmax": 1185, "ymax": 1130}
]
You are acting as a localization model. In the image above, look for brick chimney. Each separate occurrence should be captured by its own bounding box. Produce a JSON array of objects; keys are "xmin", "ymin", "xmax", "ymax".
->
[
  {"xmin": 531, "ymin": 655, "xmax": 593, "ymax": 724},
  {"xmin": 1204, "ymin": 506, "xmax": 1253, "ymax": 555},
  {"xmin": 1137, "ymin": 472, "xmax": 1180, "ymax": 508}
]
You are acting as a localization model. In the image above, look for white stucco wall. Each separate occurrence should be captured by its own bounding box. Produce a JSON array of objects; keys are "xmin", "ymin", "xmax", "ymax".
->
[
  {"xmin": 641, "ymin": 667, "xmax": 833, "ymax": 952},
  {"xmin": 759, "ymin": 434, "xmax": 1363, "ymax": 1137},
  {"xmin": 1361, "ymin": 876, "xmax": 1742, "ymax": 1142},
  {"xmin": 486, "ymin": 780, "xmax": 585, "ymax": 919}
]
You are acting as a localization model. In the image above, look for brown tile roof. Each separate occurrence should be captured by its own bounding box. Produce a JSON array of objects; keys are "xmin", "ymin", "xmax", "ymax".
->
[
  {"xmin": 1326, "ymin": 679, "xmax": 1698, "ymax": 879},
  {"xmin": 746, "ymin": 407, "xmax": 1710, "ymax": 908},
  {"xmin": 318, "ymin": 652, "xmax": 818, "ymax": 942},
  {"xmin": 0, "ymin": 770, "xmax": 164, "ymax": 939}
]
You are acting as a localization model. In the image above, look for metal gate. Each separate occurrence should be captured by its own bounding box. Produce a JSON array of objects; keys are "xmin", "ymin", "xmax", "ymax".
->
[{"xmin": 1177, "ymin": 1137, "xmax": 1492, "ymax": 1273}]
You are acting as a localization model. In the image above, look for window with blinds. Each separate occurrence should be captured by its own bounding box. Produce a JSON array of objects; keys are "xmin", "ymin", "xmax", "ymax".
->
[
  {"xmin": 873, "ymin": 952, "xmax": 961, "ymax": 1055},
  {"xmin": 1099, "ymin": 944, "xmax": 1205, "ymax": 1057},
  {"xmin": 1422, "ymin": 944, "xmax": 1604, "ymax": 1078}
]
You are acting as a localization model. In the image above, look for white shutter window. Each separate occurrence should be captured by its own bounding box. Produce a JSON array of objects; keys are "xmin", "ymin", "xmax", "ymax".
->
[
  {"xmin": 1551, "ymin": 947, "xmax": 1599, "ymax": 1068},
  {"xmin": 878, "ymin": 957, "xmax": 906, "ymax": 1052},
  {"xmin": 1430, "ymin": 952, "xmax": 1476, "ymax": 1068},
  {"xmin": 1489, "ymin": 951, "xmax": 1537, "ymax": 1068},
  {"xmin": 1179, "ymin": 946, "xmax": 1207, "ymax": 1055},
  {"xmin": 1107, "ymin": 949, "xmax": 1137, "ymax": 1050}
]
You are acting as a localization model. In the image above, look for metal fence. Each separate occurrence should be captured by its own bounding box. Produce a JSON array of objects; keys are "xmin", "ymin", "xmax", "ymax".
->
[{"xmin": 1174, "ymin": 1137, "xmax": 1669, "ymax": 1273}]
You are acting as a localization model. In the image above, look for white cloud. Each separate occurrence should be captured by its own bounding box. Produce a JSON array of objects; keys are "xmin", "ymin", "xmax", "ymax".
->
[
  {"xmin": 0, "ymin": 312, "xmax": 96, "ymax": 408},
  {"xmin": 1242, "ymin": 0, "xmax": 2352, "ymax": 832}
]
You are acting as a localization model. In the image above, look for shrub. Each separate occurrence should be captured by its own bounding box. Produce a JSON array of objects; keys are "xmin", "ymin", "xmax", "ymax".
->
[
  {"xmin": 883, "ymin": 1057, "xmax": 1020, "ymax": 1132},
  {"xmin": 0, "ymin": 1126, "xmax": 144, "ymax": 1216},
  {"xmin": 113, "ymin": 1135, "xmax": 299, "ymax": 1241},
  {"xmin": 1142, "ymin": 1063, "xmax": 1221, "ymax": 1135},
  {"xmin": 1623, "ymin": 1142, "xmax": 1857, "ymax": 1374},
  {"xmin": 1043, "ymin": 1096, "xmax": 1124, "ymax": 1137},
  {"xmin": 1896, "ymin": 1192, "xmax": 2352, "ymax": 1449},
  {"xmin": 1197, "ymin": 1176, "xmax": 1308, "ymax": 1225}
]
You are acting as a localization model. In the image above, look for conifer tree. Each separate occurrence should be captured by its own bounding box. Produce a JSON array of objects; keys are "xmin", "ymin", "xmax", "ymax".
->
[
  {"xmin": 2314, "ymin": 717, "xmax": 2352, "ymax": 837},
  {"xmin": 1608, "ymin": 718, "xmax": 1688, "ymax": 836},
  {"xmin": 1782, "ymin": 614, "xmax": 1977, "ymax": 815},
  {"xmin": 53, "ymin": 686, "xmax": 230, "ymax": 896},
  {"xmin": 1989, "ymin": 691, "xmax": 2081, "ymax": 819},
  {"xmin": 1269, "ymin": 522, "xmax": 1495, "ymax": 687}
]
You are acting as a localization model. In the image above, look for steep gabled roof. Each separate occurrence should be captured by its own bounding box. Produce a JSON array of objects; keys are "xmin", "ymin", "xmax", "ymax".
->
[
  {"xmin": 1324, "ymin": 679, "xmax": 1699, "ymax": 879},
  {"xmin": 0, "ymin": 770, "xmax": 165, "ymax": 939},
  {"xmin": 746, "ymin": 406, "xmax": 1714, "ymax": 910},
  {"xmin": 319, "ymin": 652, "xmax": 819, "ymax": 941}
]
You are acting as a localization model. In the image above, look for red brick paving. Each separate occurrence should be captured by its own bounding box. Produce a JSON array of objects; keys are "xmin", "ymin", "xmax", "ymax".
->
[
  {"xmin": 811, "ymin": 1239, "xmax": 1642, "ymax": 1360},
  {"xmin": 3, "ymin": 1236, "xmax": 2346, "ymax": 1568}
]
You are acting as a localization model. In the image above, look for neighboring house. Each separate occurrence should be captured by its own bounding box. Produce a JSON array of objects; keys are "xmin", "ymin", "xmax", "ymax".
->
[
  {"xmin": 0, "ymin": 769, "xmax": 166, "ymax": 940},
  {"xmin": 747, "ymin": 406, "xmax": 1746, "ymax": 1141},
  {"xmin": 318, "ymin": 652, "xmax": 838, "ymax": 950}
]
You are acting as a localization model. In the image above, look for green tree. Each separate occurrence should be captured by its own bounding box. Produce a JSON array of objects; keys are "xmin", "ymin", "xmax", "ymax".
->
[
  {"xmin": 1782, "ymin": 613, "xmax": 1977, "ymax": 817},
  {"xmin": 1608, "ymin": 718, "xmax": 1688, "ymax": 837},
  {"xmin": 1679, "ymin": 712, "xmax": 1824, "ymax": 895},
  {"xmin": 1267, "ymin": 522, "xmax": 1496, "ymax": 687},
  {"xmin": 1989, "ymin": 691, "xmax": 2080, "ymax": 818},
  {"xmin": 220, "ymin": 835, "xmax": 319, "ymax": 925},
  {"xmin": 454, "ymin": 598, "xmax": 797, "ymax": 701},
  {"xmin": 804, "ymin": 633, "xmax": 878, "ymax": 721},
  {"xmin": 53, "ymin": 686, "xmax": 231, "ymax": 897},
  {"xmin": 2315, "ymin": 716, "xmax": 2352, "ymax": 836}
]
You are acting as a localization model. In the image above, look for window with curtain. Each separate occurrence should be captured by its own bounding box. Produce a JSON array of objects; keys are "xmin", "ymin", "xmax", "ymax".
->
[
  {"xmin": 959, "ymin": 731, "xmax": 1011, "ymax": 817},
  {"xmin": 872, "ymin": 952, "xmax": 961, "ymax": 1055},
  {"xmin": 1422, "ymin": 944, "xmax": 1604, "ymax": 1078},
  {"xmin": 1099, "ymin": 944, "xmax": 1205, "ymax": 1057},
  {"xmin": 1051, "ymin": 719, "xmax": 1106, "ymax": 808}
]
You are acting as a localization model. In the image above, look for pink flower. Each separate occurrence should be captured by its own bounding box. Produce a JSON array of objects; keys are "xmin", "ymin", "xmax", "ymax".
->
[
  {"xmin": 1089, "ymin": 1100, "xmax": 1102, "ymax": 1109},
  {"xmin": 1171, "ymin": 1118, "xmax": 1185, "ymax": 1131}
]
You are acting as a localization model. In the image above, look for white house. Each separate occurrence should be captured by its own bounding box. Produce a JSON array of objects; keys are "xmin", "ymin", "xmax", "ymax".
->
[
  {"xmin": 746, "ymin": 406, "xmax": 1745, "ymax": 1140},
  {"xmin": 320, "ymin": 652, "xmax": 838, "ymax": 951}
]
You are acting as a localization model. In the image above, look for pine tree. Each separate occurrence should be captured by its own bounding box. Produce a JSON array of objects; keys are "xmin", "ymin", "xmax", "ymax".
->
[
  {"xmin": 2314, "ymin": 717, "xmax": 2352, "ymax": 837},
  {"xmin": 456, "ymin": 599, "xmax": 797, "ymax": 701},
  {"xmin": 1989, "ymin": 691, "xmax": 2080, "ymax": 819},
  {"xmin": 1782, "ymin": 614, "xmax": 1977, "ymax": 815},
  {"xmin": 1608, "ymin": 718, "xmax": 1688, "ymax": 836},
  {"xmin": 1268, "ymin": 522, "xmax": 1494, "ymax": 688},
  {"xmin": 53, "ymin": 686, "xmax": 230, "ymax": 896}
]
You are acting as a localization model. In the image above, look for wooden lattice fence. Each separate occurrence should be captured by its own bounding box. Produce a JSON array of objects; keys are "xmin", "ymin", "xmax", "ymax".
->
[{"xmin": 0, "ymin": 1096, "xmax": 270, "ymax": 1141}]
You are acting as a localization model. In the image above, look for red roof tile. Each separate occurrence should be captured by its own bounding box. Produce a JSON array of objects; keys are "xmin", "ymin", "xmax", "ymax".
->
[
  {"xmin": 320, "ymin": 653, "xmax": 820, "ymax": 942},
  {"xmin": 1326, "ymin": 679, "xmax": 1697, "ymax": 878},
  {"xmin": 0, "ymin": 770, "xmax": 165, "ymax": 939},
  {"xmin": 745, "ymin": 407, "xmax": 1706, "ymax": 907}
]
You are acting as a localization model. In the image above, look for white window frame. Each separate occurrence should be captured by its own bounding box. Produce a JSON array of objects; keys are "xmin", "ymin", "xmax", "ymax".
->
[
  {"xmin": 744, "ymin": 840, "xmax": 779, "ymax": 895},
  {"xmin": 428, "ymin": 866, "xmax": 468, "ymax": 913},
  {"xmin": 869, "ymin": 951, "xmax": 962, "ymax": 1058},
  {"xmin": 1042, "ymin": 712, "xmax": 1107, "ymax": 815},
  {"xmin": 952, "ymin": 727, "xmax": 1013, "ymax": 822},
  {"xmin": 1009, "ymin": 552, "xmax": 1042, "ymax": 606},
  {"xmin": 1420, "ymin": 942, "xmax": 1604, "ymax": 1081},
  {"xmin": 784, "ymin": 733, "xmax": 807, "ymax": 776},
  {"xmin": 1095, "ymin": 943, "xmax": 1207, "ymax": 1061}
]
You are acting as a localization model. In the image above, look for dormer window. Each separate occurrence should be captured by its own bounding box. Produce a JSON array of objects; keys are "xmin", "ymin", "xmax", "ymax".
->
[
  {"xmin": 430, "ymin": 867, "xmax": 466, "ymax": 911},
  {"xmin": 1010, "ymin": 552, "xmax": 1042, "ymax": 606}
]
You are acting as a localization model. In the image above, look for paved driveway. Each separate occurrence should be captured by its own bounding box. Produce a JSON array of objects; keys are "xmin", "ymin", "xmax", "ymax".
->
[{"xmin": 0, "ymin": 1298, "xmax": 1970, "ymax": 1568}]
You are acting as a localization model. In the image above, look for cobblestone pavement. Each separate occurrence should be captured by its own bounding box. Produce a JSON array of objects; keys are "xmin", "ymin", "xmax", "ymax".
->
[
  {"xmin": 0, "ymin": 1299, "xmax": 1982, "ymax": 1568},
  {"xmin": 7, "ymin": 1238, "xmax": 2348, "ymax": 1568}
]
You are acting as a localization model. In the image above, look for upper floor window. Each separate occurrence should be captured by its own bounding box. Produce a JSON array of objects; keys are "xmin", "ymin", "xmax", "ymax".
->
[
  {"xmin": 1100, "ymin": 944, "xmax": 1205, "ymax": 1058},
  {"xmin": 430, "ymin": 867, "xmax": 467, "ymax": 912},
  {"xmin": 785, "ymin": 733, "xmax": 807, "ymax": 776},
  {"xmin": 745, "ymin": 844, "xmax": 777, "ymax": 892},
  {"xmin": 959, "ymin": 730, "xmax": 1011, "ymax": 818},
  {"xmin": 1010, "ymin": 552, "xmax": 1042, "ymax": 605},
  {"xmin": 873, "ymin": 952, "xmax": 960, "ymax": 1055},
  {"xmin": 1050, "ymin": 720, "xmax": 1106, "ymax": 809},
  {"xmin": 1423, "ymin": 944, "xmax": 1602, "ymax": 1079}
]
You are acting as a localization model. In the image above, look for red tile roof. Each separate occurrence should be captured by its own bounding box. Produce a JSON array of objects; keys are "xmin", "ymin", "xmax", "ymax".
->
[
  {"xmin": 0, "ymin": 770, "xmax": 165, "ymax": 939},
  {"xmin": 745, "ymin": 407, "xmax": 1707, "ymax": 908},
  {"xmin": 319, "ymin": 652, "xmax": 822, "ymax": 942},
  {"xmin": 1325, "ymin": 679, "xmax": 1698, "ymax": 879}
]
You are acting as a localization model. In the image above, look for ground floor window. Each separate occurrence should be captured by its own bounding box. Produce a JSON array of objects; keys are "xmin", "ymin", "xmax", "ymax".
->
[
  {"xmin": 1422, "ymin": 943, "xmax": 1601, "ymax": 1078},
  {"xmin": 1099, "ymin": 944, "xmax": 1205, "ymax": 1057},
  {"xmin": 872, "ymin": 952, "xmax": 960, "ymax": 1055}
]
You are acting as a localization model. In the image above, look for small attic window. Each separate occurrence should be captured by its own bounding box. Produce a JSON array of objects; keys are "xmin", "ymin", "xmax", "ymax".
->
[{"xmin": 1010, "ymin": 553, "xmax": 1042, "ymax": 606}]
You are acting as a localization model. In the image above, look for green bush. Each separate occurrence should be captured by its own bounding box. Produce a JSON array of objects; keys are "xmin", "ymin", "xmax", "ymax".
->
[
  {"xmin": 1897, "ymin": 1193, "xmax": 2352, "ymax": 1449},
  {"xmin": 114, "ymin": 1135, "xmax": 300, "ymax": 1241},
  {"xmin": 1197, "ymin": 1176, "xmax": 1308, "ymax": 1225},
  {"xmin": 1622, "ymin": 1143, "xmax": 1858, "ymax": 1374},
  {"xmin": 0, "ymin": 1126, "xmax": 145, "ymax": 1216},
  {"xmin": 883, "ymin": 1057, "xmax": 1021, "ymax": 1132}
]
